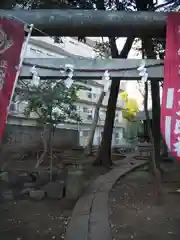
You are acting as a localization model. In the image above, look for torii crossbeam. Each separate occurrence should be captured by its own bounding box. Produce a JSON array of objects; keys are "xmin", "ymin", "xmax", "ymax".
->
[
  {"xmin": 1, "ymin": 10, "xmax": 167, "ymax": 37},
  {"xmin": 20, "ymin": 58, "xmax": 164, "ymax": 80}
]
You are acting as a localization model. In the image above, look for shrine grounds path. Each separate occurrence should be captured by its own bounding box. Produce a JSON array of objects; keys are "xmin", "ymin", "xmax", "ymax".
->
[{"xmin": 65, "ymin": 155, "xmax": 147, "ymax": 240}]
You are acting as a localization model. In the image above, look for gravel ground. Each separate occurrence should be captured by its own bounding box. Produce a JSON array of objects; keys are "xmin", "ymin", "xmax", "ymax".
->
[
  {"xmin": 0, "ymin": 198, "xmax": 74, "ymax": 240},
  {"xmin": 109, "ymin": 165, "xmax": 180, "ymax": 240}
]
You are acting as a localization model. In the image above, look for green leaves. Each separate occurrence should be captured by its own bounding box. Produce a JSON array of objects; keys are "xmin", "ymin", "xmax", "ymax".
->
[
  {"xmin": 94, "ymin": 41, "xmax": 111, "ymax": 58},
  {"xmin": 24, "ymin": 79, "xmax": 81, "ymax": 126}
]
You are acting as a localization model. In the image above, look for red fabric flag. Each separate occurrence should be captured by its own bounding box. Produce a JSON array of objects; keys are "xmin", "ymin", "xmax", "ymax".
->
[
  {"xmin": 161, "ymin": 12, "xmax": 180, "ymax": 159},
  {"xmin": 0, "ymin": 20, "xmax": 24, "ymax": 142}
]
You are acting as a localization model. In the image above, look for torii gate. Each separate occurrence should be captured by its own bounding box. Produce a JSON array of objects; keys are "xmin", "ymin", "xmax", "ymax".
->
[
  {"xmin": 10, "ymin": 9, "xmax": 164, "ymax": 144},
  {"xmin": 3, "ymin": 9, "xmax": 166, "ymax": 149},
  {"xmin": 1, "ymin": 9, "xmax": 169, "ymax": 240},
  {"xmin": 0, "ymin": 10, "xmax": 166, "ymax": 37},
  {"xmin": 0, "ymin": 9, "xmax": 165, "ymax": 81},
  {"xmin": 20, "ymin": 58, "xmax": 164, "ymax": 80}
]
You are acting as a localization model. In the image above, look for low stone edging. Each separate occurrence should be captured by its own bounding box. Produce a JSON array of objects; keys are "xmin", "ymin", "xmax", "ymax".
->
[{"xmin": 65, "ymin": 159, "xmax": 147, "ymax": 240}]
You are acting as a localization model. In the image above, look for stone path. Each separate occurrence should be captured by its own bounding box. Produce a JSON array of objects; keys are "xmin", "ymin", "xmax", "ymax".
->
[{"xmin": 65, "ymin": 158, "xmax": 147, "ymax": 240}]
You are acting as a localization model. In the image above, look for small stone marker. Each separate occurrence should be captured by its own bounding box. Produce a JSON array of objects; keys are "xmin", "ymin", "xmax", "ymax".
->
[
  {"xmin": 29, "ymin": 189, "xmax": 45, "ymax": 200},
  {"xmin": 43, "ymin": 181, "xmax": 64, "ymax": 199}
]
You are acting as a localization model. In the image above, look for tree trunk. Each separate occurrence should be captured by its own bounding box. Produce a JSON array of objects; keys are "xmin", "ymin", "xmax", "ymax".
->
[
  {"xmin": 35, "ymin": 123, "xmax": 54, "ymax": 169},
  {"xmin": 84, "ymin": 90, "xmax": 106, "ymax": 155},
  {"xmin": 144, "ymin": 80, "xmax": 162, "ymax": 198},
  {"xmin": 94, "ymin": 37, "xmax": 134, "ymax": 167},
  {"xmin": 35, "ymin": 124, "xmax": 49, "ymax": 168},
  {"xmin": 143, "ymin": 38, "xmax": 161, "ymax": 170},
  {"xmin": 144, "ymin": 81, "xmax": 157, "ymax": 174},
  {"xmin": 48, "ymin": 124, "xmax": 53, "ymax": 181},
  {"xmin": 136, "ymin": 0, "xmax": 161, "ymax": 170},
  {"xmin": 162, "ymin": 138, "xmax": 168, "ymax": 158},
  {"xmin": 151, "ymin": 81, "xmax": 161, "ymax": 168}
]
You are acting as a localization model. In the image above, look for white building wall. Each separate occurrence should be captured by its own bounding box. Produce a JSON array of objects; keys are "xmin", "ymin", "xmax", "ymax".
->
[
  {"xmin": 26, "ymin": 44, "xmax": 66, "ymax": 58},
  {"xmin": 31, "ymin": 37, "xmax": 96, "ymax": 58},
  {"xmin": 10, "ymin": 36, "xmax": 128, "ymax": 147}
]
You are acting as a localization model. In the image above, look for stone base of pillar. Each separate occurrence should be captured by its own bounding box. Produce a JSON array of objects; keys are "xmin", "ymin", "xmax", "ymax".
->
[{"xmin": 66, "ymin": 167, "xmax": 84, "ymax": 200}]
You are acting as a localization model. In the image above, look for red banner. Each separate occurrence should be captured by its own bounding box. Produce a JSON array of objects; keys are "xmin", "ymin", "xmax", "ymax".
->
[
  {"xmin": 161, "ymin": 12, "xmax": 180, "ymax": 159},
  {"xmin": 0, "ymin": 20, "xmax": 24, "ymax": 141}
]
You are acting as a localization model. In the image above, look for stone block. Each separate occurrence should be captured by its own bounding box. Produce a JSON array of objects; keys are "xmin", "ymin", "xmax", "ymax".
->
[
  {"xmin": 20, "ymin": 188, "xmax": 32, "ymax": 196},
  {"xmin": 58, "ymin": 169, "xmax": 68, "ymax": 182},
  {"xmin": 0, "ymin": 172, "xmax": 8, "ymax": 182},
  {"xmin": 23, "ymin": 182, "xmax": 36, "ymax": 188},
  {"xmin": 18, "ymin": 172, "xmax": 33, "ymax": 182},
  {"xmin": 36, "ymin": 170, "xmax": 58, "ymax": 186},
  {"xmin": 66, "ymin": 168, "xmax": 84, "ymax": 200},
  {"xmin": 2, "ymin": 190, "xmax": 14, "ymax": 200},
  {"xmin": 43, "ymin": 181, "xmax": 64, "ymax": 199},
  {"xmin": 29, "ymin": 189, "xmax": 45, "ymax": 200},
  {"xmin": 0, "ymin": 171, "xmax": 20, "ymax": 186}
]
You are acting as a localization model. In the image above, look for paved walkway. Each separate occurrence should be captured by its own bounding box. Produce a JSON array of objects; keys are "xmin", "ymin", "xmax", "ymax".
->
[{"xmin": 65, "ymin": 157, "xmax": 147, "ymax": 240}]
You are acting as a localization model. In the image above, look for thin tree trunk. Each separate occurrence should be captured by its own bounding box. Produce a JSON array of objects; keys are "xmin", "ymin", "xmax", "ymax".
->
[
  {"xmin": 95, "ymin": 37, "xmax": 134, "ymax": 167},
  {"xmin": 151, "ymin": 80, "xmax": 161, "ymax": 168},
  {"xmin": 162, "ymin": 137, "xmax": 168, "ymax": 158},
  {"xmin": 35, "ymin": 124, "xmax": 48, "ymax": 168},
  {"xmin": 84, "ymin": 90, "xmax": 106, "ymax": 155},
  {"xmin": 143, "ymin": 38, "xmax": 161, "ymax": 170},
  {"xmin": 144, "ymin": 81, "xmax": 157, "ymax": 174},
  {"xmin": 48, "ymin": 124, "xmax": 53, "ymax": 181},
  {"xmin": 135, "ymin": 0, "xmax": 161, "ymax": 171},
  {"xmin": 84, "ymin": 0, "xmax": 106, "ymax": 157},
  {"xmin": 144, "ymin": 81, "xmax": 162, "ymax": 198}
]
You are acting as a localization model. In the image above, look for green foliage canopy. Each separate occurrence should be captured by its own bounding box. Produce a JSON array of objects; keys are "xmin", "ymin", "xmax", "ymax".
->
[{"xmin": 24, "ymin": 79, "xmax": 81, "ymax": 126}]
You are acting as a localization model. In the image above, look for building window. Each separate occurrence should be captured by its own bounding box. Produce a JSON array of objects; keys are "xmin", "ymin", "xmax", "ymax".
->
[
  {"xmin": 82, "ymin": 130, "xmax": 89, "ymax": 137},
  {"xmin": 54, "ymin": 36, "xmax": 63, "ymax": 44},
  {"xmin": 83, "ymin": 107, "xmax": 88, "ymax": 112},
  {"xmin": 30, "ymin": 48, "xmax": 43, "ymax": 54},
  {"xmin": 46, "ymin": 53, "xmax": 54, "ymax": 56},
  {"xmin": 88, "ymin": 108, "xmax": 93, "ymax": 114},
  {"xmin": 120, "ymin": 81, "xmax": 126, "ymax": 90},
  {"xmin": 87, "ymin": 115, "xmax": 93, "ymax": 120},
  {"xmin": 9, "ymin": 102, "xmax": 18, "ymax": 112},
  {"xmin": 30, "ymin": 47, "xmax": 36, "ymax": 52},
  {"xmin": 115, "ymin": 113, "xmax": 119, "ymax": 123},
  {"xmin": 36, "ymin": 50, "xmax": 42, "ymax": 54},
  {"xmin": 93, "ymin": 93, "xmax": 96, "ymax": 99},
  {"xmin": 87, "ymin": 92, "xmax": 92, "ymax": 99},
  {"xmin": 87, "ymin": 88, "xmax": 92, "ymax": 99},
  {"xmin": 115, "ymin": 132, "xmax": 119, "ymax": 139}
]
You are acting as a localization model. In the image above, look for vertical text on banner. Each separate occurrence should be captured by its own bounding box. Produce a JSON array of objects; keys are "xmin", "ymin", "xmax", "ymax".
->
[
  {"xmin": 0, "ymin": 20, "xmax": 24, "ymax": 142},
  {"xmin": 161, "ymin": 12, "xmax": 180, "ymax": 160}
]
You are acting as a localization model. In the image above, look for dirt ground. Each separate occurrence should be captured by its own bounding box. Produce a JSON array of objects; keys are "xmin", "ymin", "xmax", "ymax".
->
[
  {"xmin": 0, "ymin": 148, "xmax": 127, "ymax": 240},
  {"xmin": 109, "ymin": 163, "xmax": 180, "ymax": 240},
  {"xmin": 0, "ymin": 160, "xmax": 109, "ymax": 240},
  {"xmin": 0, "ymin": 198, "xmax": 74, "ymax": 240}
]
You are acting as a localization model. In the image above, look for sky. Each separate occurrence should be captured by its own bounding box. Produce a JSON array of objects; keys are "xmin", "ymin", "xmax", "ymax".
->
[{"xmin": 158, "ymin": 0, "xmax": 164, "ymax": 4}]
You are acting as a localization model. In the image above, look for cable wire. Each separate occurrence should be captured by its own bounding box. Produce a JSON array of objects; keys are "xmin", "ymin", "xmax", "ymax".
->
[{"xmin": 0, "ymin": 8, "xmax": 62, "ymax": 42}]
